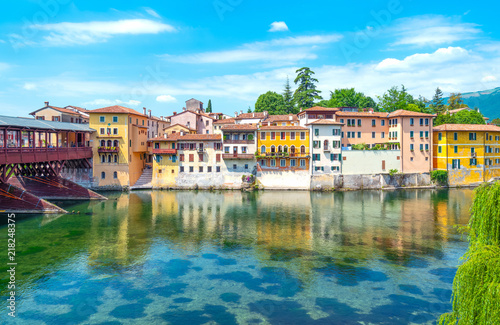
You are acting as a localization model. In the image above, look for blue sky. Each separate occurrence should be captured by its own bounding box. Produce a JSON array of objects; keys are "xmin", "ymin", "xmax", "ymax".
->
[{"xmin": 1, "ymin": 0, "xmax": 499, "ymax": 117}]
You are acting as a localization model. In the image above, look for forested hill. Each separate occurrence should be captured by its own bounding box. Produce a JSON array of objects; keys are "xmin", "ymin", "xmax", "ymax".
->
[{"xmin": 445, "ymin": 87, "xmax": 500, "ymax": 119}]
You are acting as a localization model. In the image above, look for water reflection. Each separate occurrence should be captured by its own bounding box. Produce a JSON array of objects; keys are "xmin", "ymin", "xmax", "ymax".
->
[{"xmin": 0, "ymin": 189, "xmax": 473, "ymax": 324}]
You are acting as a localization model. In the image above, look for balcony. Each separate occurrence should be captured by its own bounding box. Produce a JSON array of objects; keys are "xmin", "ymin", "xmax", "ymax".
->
[
  {"xmin": 197, "ymin": 147, "xmax": 206, "ymax": 153},
  {"xmin": 98, "ymin": 146, "xmax": 119, "ymax": 153},
  {"xmin": 257, "ymin": 152, "xmax": 310, "ymax": 158},
  {"xmin": 222, "ymin": 153, "xmax": 254, "ymax": 159},
  {"xmin": 223, "ymin": 139, "xmax": 255, "ymax": 144},
  {"xmin": 152, "ymin": 148, "xmax": 177, "ymax": 155}
]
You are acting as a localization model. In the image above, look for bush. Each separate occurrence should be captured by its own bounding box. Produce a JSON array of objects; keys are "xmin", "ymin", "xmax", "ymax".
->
[
  {"xmin": 389, "ymin": 169, "xmax": 398, "ymax": 176},
  {"xmin": 431, "ymin": 170, "xmax": 448, "ymax": 185}
]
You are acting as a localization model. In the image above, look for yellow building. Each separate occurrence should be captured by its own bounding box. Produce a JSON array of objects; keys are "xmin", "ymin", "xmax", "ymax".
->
[
  {"xmin": 433, "ymin": 124, "xmax": 500, "ymax": 185},
  {"xmin": 89, "ymin": 106, "xmax": 149, "ymax": 189},
  {"xmin": 256, "ymin": 125, "xmax": 310, "ymax": 170},
  {"xmin": 150, "ymin": 134, "xmax": 180, "ymax": 188}
]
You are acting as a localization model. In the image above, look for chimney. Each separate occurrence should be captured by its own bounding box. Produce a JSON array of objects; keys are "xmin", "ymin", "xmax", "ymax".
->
[
  {"xmin": 44, "ymin": 101, "xmax": 49, "ymax": 107},
  {"xmin": 240, "ymin": 110, "xmax": 243, "ymax": 115},
  {"xmin": 143, "ymin": 107, "xmax": 147, "ymax": 115},
  {"xmin": 263, "ymin": 110, "xmax": 268, "ymax": 117},
  {"xmin": 164, "ymin": 133, "xmax": 167, "ymax": 138},
  {"xmin": 289, "ymin": 115, "xmax": 292, "ymax": 120},
  {"xmin": 234, "ymin": 111, "xmax": 238, "ymax": 117},
  {"xmin": 173, "ymin": 112, "xmax": 177, "ymax": 115},
  {"xmin": 160, "ymin": 116, "xmax": 163, "ymax": 120},
  {"xmin": 180, "ymin": 131, "xmax": 184, "ymax": 136},
  {"xmin": 148, "ymin": 109, "xmax": 152, "ymax": 118},
  {"xmin": 252, "ymin": 113, "xmax": 255, "ymax": 117}
]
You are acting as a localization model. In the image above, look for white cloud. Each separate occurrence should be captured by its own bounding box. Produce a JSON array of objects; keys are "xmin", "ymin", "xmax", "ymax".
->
[
  {"xmin": 481, "ymin": 75, "xmax": 497, "ymax": 82},
  {"xmin": 269, "ymin": 21, "xmax": 289, "ymax": 32},
  {"xmin": 18, "ymin": 19, "xmax": 176, "ymax": 46},
  {"xmin": 83, "ymin": 99, "xmax": 141, "ymax": 107},
  {"xmin": 23, "ymin": 83, "xmax": 37, "ymax": 90},
  {"xmin": 156, "ymin": 95, "xmax": 177, "ymax": 102},
  {"xmin": 163, "ymin": 34, "xmax": 342, "ymax": 65},
  {"xmin": 376, "ymin": 47, "xmax": 471, "ymax": 71},
  {"xmin": 144, "ymin": 8, "xmax": 161, "ymax": 18},
  {"xmin": 391, "ymin": 15, "xmax": 481, "ymax": 47}
]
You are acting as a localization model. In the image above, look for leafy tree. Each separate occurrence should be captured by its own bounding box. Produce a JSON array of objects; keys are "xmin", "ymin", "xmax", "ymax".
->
[
  {"xmin": 319, "ymin": 88, "xmax": 377, "ymax": 110},
  {"xmin": 206, "ymin": 99, "xmax": 212, "ymax": 113},
  {"xmin": 439, "ymin": 183, "xmax": 500, "ymax": 324},
  {"xmin": 254, "ymin": 91, "xmax": 286, "ymax": 115},
  {"xmin": 293, "ymin": 67, "xmax": 322, "ymax": 110},
  {"xmin": 491, "ymin": 118, "xmax": 500, "ymax": 126},
  {"xmin": 377, "ymin": 85, "xmax": 419, "ymax": 112},
  {"xmin": 434, "ymin": 109, "xmax": 486, "ymax": 126},
  {"xmin": 247, "ymin": 107, "xmax": 252, "ymax": 113},
  {"xmin": 447, "ymin": 93, "xmax": 468, "ymax": 110},
  {"xmin": 430, "ymin": 87, "xmax": 445, "ymax": 115},
  {"xmin": 406, "ymin": 103, "xmax": 421, "ymax": 112},
  {"xmin": 282, "ymin": 76, "xmax": 296, "ymax": 114}
]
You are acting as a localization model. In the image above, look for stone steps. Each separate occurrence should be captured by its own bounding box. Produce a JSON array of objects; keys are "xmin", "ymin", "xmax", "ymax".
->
[{"xmin": 131, "ymin": 168, "xmax": 153, "ymax": 190}]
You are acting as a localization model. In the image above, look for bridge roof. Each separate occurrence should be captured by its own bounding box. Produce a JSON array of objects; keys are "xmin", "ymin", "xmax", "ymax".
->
[{"xmin": 0, "ymin": 115, "xmax": 96, "ymax": 132}]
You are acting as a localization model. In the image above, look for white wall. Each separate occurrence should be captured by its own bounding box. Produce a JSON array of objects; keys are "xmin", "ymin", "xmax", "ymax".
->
[{"xmin": 342, "ymin": 150, "xmax": 401, "ymax": 175}]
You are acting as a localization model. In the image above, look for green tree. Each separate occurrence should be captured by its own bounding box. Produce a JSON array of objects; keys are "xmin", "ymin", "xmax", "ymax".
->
[
  {"xmin": 282, "ymin": 76, "xmax": 296, "ymax": 114},
  {"xmin": 447, "ymin": 92, "xmax": 468, "ymax": 110},
  {"xmin": 293, "ymin": 67, "xmax": 322, "ymax": 110},
  {"xmin": 439, "ymin": 183, "xmax": 500, "ymax": 324},
  {"xmin": 430, "ymin": 87, "xmax": 445, "ymax": 114},
  {"xmin": 491, "ymin": 118, "xmax": 500, "ymax": 126},
  {"xmin": 319, "ymin": 88, "xmax": 377, "ymax": 110},
  {"xmin": 254, "ymin": 91, "xmax": 286, "ymax": 115},
  {"xmin": 434, "ymin": 109, "xmax": 485, "ymax": 126},
  {"xmin": 377, "ymin": 85, "xmax": 417, "ymax": 112},
  {"xmin": 206, "ymin": 99, "xmax": 212, "ymax": 113},
  {"xmin": 247, "ymin": 107, "xmax": 252, "ymax": 113}
]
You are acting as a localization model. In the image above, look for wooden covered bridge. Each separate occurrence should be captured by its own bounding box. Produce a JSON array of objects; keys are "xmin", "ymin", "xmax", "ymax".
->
[{"xmin": 0, "ymin": 115, "xmax": 105, "ymax": 213}]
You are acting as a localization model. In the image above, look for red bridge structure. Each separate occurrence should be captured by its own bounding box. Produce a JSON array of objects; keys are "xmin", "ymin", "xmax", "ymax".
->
[{"xmin": 0, "ymin": 115, "xmax": 105, "ymax": 213}]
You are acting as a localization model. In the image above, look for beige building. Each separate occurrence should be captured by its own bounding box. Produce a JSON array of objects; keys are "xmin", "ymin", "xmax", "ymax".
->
[{"xmin": 30, "ymin": 101, "xmax": 89, "ymax": 124}]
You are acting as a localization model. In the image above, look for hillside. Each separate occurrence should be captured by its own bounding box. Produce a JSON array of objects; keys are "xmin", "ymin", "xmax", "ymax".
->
[{"xmin": 446, "ymin": 87, "xmax": 500, "ymax": 119}]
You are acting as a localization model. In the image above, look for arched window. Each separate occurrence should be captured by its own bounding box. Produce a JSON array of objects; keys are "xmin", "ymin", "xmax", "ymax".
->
[
  {"xmin": 101, "ymin": 172, "xmax": 105, "ymax": 179},
  {"xmin": 113, "ymin": 140, "xmax": 119, "ymax": 147},
  {"xmin": 290, "ymin": 145, "xmax": 296, "ymax": 154},
  {"xmin": 324, "ymin": 140, "xmax": 329, "ymax": 149},
  {"xmin": 107, "ymin": 140, "xmax": 112, "ymax": 147},
  {"xmin": 261, "ymin": 145, "xmax": 266, "ymax": 154},
  {"xmin": 114, "ymin": 155, "xmax": 118, "ymax": 163},
  {"xmin": 101, "ymin": 155, "xmax": 105, "ymax": 163},
  {"xmin": 283, "ymin": 145, "xmax": 288, "ymax": 153},
  {"xmin": 100, "ymin": 140, "xmax": 105, "ymax": 147},
  {"xmin": 113, "ymin": 171, "xmax": 117, "ymax": 179},
  {"xmin": 108, "ymin": 155, "xmax": 112, "ymax": 163},
  {"xmin": 271, "ymin": 145, "xmax": 276, "ymax": 154},
  {"xmin": 301, "ymin": 145, "xmax": 306, "ymax": 154},
  {"xmin": 278, "ymin": 145, "xmax": 283, "ymax": 153}
]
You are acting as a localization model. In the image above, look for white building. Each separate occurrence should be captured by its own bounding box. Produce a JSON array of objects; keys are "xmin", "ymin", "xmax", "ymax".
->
[
  {"xmin": 306, "ymin": 119, "xmax": 343, "ymax": 174},
  {"xmin": 221, "ymin": 124, "xmax": 258, "ymax": 174}
]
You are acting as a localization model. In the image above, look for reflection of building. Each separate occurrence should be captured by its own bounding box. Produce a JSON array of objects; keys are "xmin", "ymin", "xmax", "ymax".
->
[{"xmin": 433, "ymin": 124, "xmax": 500, "ymax": 185}]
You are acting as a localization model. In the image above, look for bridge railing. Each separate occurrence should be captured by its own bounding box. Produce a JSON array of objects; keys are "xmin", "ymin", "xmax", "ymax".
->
[{"xmin": 0, "ymin": 147, "xmax": 92, "ymax": 165}]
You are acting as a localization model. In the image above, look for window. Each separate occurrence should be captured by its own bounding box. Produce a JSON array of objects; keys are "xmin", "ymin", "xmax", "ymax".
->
[
  {"xmin": 420, "ymin": 144, "xmax": 424, "ymax": 151},
  {"xmin": 199, "ymin": 153, "xmax": 203, "ymax": 162},
  {"xmin": 410, "ymin": 144, "xmax": 414, "ymax": 151},
  {"xmin": 372, "ymin": 132, "xmax": 375, "ymax": 138},
  {"xmin": 381, "ymin": 132, "xmax": 385, "ymax": 139},
  {"xmin": 280, "ymin": 159, "xmax": 286, "ymax": 167},
  {"xmin": 199, "ymin": 166, "xmax": 203, "ymax": 173},
  {"xmin": 425, "ymin": 131, "xmax": 429, "ymax": 138},
  {"xmin": 113, "ymin": 171, "xmax": 117, "ymax": 179},
  {"xmin": 300, "ymin": 132, "xmax": 306, "ymax": 140},
  {"xmin": 113, "ymin": 128, "xmax": 118, "ymax": 135},
  {"xmin": 347, "ymin": 132, "xmax": 351, "ymax": 138},
  {"xmin": 452, "ymin": 159, "xmax": 460, "ymax": 169},
  {"xmin": 101, "ymin": 172, "xmax": 105, "ymax": 179},
  {"xmin": 340, "ymin": 119, "xmax": 344, "ymax": 124},
  {"xmin": 281, "ymin": 132, "xmax": 286, "ymax": 140},
  {"xmin": 224, "ymin": 146, "xmax": 230, "ymax": 153},
  {"xmin": 454, "ymin": 146, "xmax": 458, "ymax": 153},
  {"xmin": 438, "ymin": 133, "xmax": 442, "ymax": 141},
  {"xmin": 454, "ymin": 133, "xmax": 458, "ymax": 141},
  {"xmin": 410, "ymin": 131, "xmax": 414, "ymax": 138},
  {"xmin": 313, "ymin": 141, "xmax": 321, "ymax": 149},
  {"xmin": 372, "ymin": 119, "xmax": 376, "ymax": 127},
  {"xmin": 315, "ymin": 129, "xmax": 319, "ymax": 136},
  {"xmin": 179, "ymin": 154, "xmax": 184, "ymax": 162},
  {"xmin": 425, "ymin": 144, "xmax": 429, "ymax": 151},
  {"xmin": 259, "ymin": 131, "xmax": 266, "ymax": 140},
  {"xmin": 438, "ymin": 146, "xmax": 442, "ymax": 153},
  {"xmin": 245, "ymin": 164, "xmax": 249, "ymax": 170},
  {"xmin": 381, "ymin": 120, "xmax": 385, "ymax": 126},
  {"xmin": 300, "ymin": 159, "xmax": 306, "ymax": 167},
  {"xmin": 180, "ymin": 166, "xmax": 184, "ymax": 173},
  {"xmin": 189, "ymin": 166, "xmax": 193, "ymax": 173},
  {"xmin": 357, "ymin": 119, "xmax": 361, "ymax": 126},
  {"xmin": 107, "ymin": 128, "xmax": 111, "ymax": 135},
  {"xmin": 100, "ymin": 116, "xmax": 105, "ymax": 123},
  {"xmin": 290, "ymin": 132, "xmax": 296, "ymax": 140},
  {"xmin": 233, "ymin": 164, "xmax": 237, "ymax": 170},
  {"xmin": 189, "ymin": 154, "xmax": 194, "ymax": 162},
  {"xmin": 419, "ymin": 118, "xmax": 423, "ymax": 126},
  {"xmin": 290, "ymin": 159, "xmax": 296, "ymax": 167},
  {"xmin": 100, "ymin": 128, "xmax": 105, "ymax": 135},
  {"xmin": 216, "ymin": 154, "xmax": 221, "ymax": 162},
  {"xmin": 470, "ymin": 158, "xmax": 477, "ymax": 166},
  {"xmin": 260, "ymin": 145, "xmax": 266, "ymax": 154},
  {"xmin": 342, "ymin": 132, "xmax": 344, "ymax": 138},
  {"xmin": 114, "ymin": 155, "xmax": 118, "ymax": 163},
  {"xmin": 313, "ymin": 154, "xmax": 320, "ymax": 161},
  {"xmin": 271, "ymin": 132, "xmax": 276, "ymax": 140},
  {"xmin": 420, "ymin": 131, "xmax": 424, "ymax": 138},
  {"xmin": 207, "ymin": 166, "xmax": 212, "ymax": 172},
  {"xmin": 469, "ymin": 133, "xmax": 477, "ymax": 141},
  {"xmin": 300, "ymin": 145, "xmax": 306, "ymax": 154},
  {"xmin": 112, "ymin": 116, "xmax": 118, "ymax": 123},
  {"xmin": 270, "ymin": 160, "xmax": 276, "ymax": 167},
  {"xmin": 410, "ymin": 118, "xmax": 414, "ymax": 126},
  {"xmin": 216, "ymin": 166, "xmax": 221, "ymax": 172},
  {"xmin": 357, "ymin": 132, "xmax": 361, "ymax": 138}
]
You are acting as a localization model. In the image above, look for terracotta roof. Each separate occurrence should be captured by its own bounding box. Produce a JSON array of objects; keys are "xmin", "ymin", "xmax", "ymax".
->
[
  {"xmin": 89, "ymin": 105, "xmax": 146, "ymax": 116},
  {"xmin": 178, "ymin": 134, "xmax": 222, "ymax": 141},
  {"xmin": 235, "ymin": 112, "xmax": 267, "ymax": 120},
  {"xmin": 335, "ymin": 111, "xmax": 388, "ymax": 117},
  {"xmin": 65, "ymin": 105, "xmax": 89, "ymax": 113},
  {"xmin": 214, "ymin": 118, "xmax": 236, "ymax": 125},
  {"xmin": 30, "ymin": 105, "xmax": 81, "ymax": 116},
  {"xmin": 433, "ymin": 124, "xmax": 500, "ymax": 132},
  {"xmin": 259, "ymin": 125, "xmax": 309, "ymax": 130},
  {"xmin": 447, "ymin": 107, "xmax": 469, "ymax": 114},
  {"xmin": 149, "ymin": 136, "xmax": 177, "ymax": 142},
  {"xmin": 388, "ymin": 110, "xmax": 436, "ymax": 117},
  {"xmin": 306, "ymin": 119, "xmax": 344, "ymax": 125},
  {"xmin": 221, "ymin": 124, "xmax": 258, "ymax": 131},
  {"xmin": 163, "ymin": 123, "xmax": 196, "ymax": 131},
  {"xmin": 167, "ymin": 109, "xmax": 215, "ymax": 120},
  {"xmin": 297, "ymin": 106, "xmax": 341, "ymax": 115},
  {"xmin": 263, "ymin": 114, "xmax": 298, "ymax": 123}
]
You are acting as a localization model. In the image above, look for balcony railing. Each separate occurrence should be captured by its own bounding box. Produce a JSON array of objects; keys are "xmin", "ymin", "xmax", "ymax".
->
[
  {"xmin": 98, "ymin": 146, "xmax": 119, "ymax": 153},
  {"xmin": 257, "ymin": 152, "xmax": 310, "ymax": 158},
  {"xmin": 222, "ymin": 153, "xmax": 254, "ymax": 159},
  {"xmin": 0, "ymin": 147, "xmax": 92, "ymax": 165},
  {"xmin": 223, "ymin": 139, "xmax": 255, "ymax": 144},
  {"xmin": 152, "ymin": 148, "xmax": 177, "ymax": 155}
]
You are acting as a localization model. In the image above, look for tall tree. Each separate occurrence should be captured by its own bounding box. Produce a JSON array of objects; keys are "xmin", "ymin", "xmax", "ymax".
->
[
  {"xmin": 206, "ymin": 99, "xmax": 212, "ymax": 113},
  {"xmin": 430, "ymin": 87, "xmax": 445, "ymax": 114},
  {"xmin": 254, "ymin": 91, "xmax": 286, "ymax": 115},
  {"xmin": 293, "ymin": 67, "xmax": 322, "ymax": 110},
  {"xmin": 319, "ymin": 88, "xmax": 377, "ymax": 109},
  {"xmin": 377, "ymin": 85, "xmax": 415, "ymax": 112},
  {"xmin": 282, "ymin": 76, "xmax": 296, "ymax": 114}
]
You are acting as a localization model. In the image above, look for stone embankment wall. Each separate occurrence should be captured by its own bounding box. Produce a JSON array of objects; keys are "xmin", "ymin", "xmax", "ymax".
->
[
  {"xmin": 311, "ymin": 173, "xmax": 432, "ymax": 190},
  {"xmin": 163, "ymin": 172, "xmax": 246, "ymax": 190},
  {"xmin": 257, "ymin": 170, "xmax": 311, "ymax": 190},
  {"xmin": 61, "ymin": 167, "xmax": 94, "ymax": 188}
]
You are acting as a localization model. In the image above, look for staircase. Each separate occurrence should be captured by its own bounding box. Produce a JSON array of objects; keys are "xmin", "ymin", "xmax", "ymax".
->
[{"xmin": 131, "ymin": 168, "xmax": 153, "ymax": 190}]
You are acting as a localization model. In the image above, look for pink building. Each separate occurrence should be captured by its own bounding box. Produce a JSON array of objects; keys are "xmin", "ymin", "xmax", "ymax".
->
[{"xmin": 167, "ymin": 99, "xmax": 215, "ymax": 134}]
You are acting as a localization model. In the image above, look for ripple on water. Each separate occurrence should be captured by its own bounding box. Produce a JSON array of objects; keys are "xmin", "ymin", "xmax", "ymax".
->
[
  {"xmin": 428, "ymin": 268, "xmax": 456, "ymax": 284},
  {"xmin": 161, "ymin": 304, "xmax": 237, "ymax": 325},
  {"xmin": 151, "ymin": 282, "xmax": 188, "ymax": 298},
  {"xmin": 110, "ymin": 303, "xmax": 147, "ymax": 319},
  {"xmin": 398, "ymin": 284, "xmax": 424, "ymax": 295},
  {"xmin": 314, "ymin": 261, "xmax": 388, "ymax": 286},
  {"xmin": 220, "ymin": 292, "xmax": 241, "ymax": 303}
]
